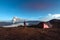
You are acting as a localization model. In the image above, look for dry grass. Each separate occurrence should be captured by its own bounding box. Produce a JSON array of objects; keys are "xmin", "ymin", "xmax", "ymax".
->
[{"xmin": 0, "ymin": 27, "xmax": 60, "ymax": 40}]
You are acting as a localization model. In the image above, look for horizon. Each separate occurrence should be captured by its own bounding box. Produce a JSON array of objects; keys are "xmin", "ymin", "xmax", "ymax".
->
[{"xmin": 0, "ymin": 0, "xmax": 60, "ymax": 21}]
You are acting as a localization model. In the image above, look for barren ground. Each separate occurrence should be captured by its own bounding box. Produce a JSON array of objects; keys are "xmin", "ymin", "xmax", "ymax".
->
[{"xmin": 0, "ymin": 27, "xmax": 60, "ymax": 40}]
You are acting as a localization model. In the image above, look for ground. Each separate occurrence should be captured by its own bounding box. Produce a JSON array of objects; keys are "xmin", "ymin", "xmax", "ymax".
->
[{"xmin": 0, "ymin": 27, "xmax": 60, "ymax": 40}]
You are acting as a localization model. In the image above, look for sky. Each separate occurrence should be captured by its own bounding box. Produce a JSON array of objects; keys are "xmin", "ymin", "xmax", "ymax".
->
[{"xmin": 0, "ymin": 0, "xmax": 60, "ymax": 21}]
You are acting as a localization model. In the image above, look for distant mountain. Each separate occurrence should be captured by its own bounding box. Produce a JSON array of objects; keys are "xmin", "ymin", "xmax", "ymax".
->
[
  {"xmin": 49, "ymin": 19, "xmax": 60, "ymax": 22},
  {"xmin": 48, "ymin": 19, "xmax": 60, "ymax": 28},
  {"xmin": 0, "ymin": 20, "xmax": 40, "ymax": 27},
  {"xmin": 0, "ymin": 22, "xmax": 13, "ymax": 27},
  {"xmin": 26, "ymin": 21, "xmax": 40, "ymax": 26},
  {"xmin": 14, "ymin": 21, "xmax": 40, "ymax": 26},
  {"xmin": 48, "ymin": 19, "xmax": 60, "ymax": 24}
]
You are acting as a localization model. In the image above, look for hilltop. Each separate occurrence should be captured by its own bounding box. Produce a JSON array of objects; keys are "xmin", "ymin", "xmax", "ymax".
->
[{"xmin": 0, "ymin": 27, "xmax": 60, "ymax": 40}]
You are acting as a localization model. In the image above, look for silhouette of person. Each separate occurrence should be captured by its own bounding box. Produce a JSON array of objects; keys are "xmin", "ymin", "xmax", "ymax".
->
[{"xmin": 24, "ymin": 20, "xmax": 26, "ymax": 28}]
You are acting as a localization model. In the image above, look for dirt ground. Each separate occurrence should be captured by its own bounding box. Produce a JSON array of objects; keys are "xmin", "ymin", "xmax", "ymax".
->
[{"xmin": 0, "ymin": 27, "xmax": 60, "ymax": 40}]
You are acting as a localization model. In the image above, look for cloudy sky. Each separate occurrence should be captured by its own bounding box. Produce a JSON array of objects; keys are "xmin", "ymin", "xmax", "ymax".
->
[{"xmin": 0, "ymin": 0, "xmax": 60, "ymax": 21}]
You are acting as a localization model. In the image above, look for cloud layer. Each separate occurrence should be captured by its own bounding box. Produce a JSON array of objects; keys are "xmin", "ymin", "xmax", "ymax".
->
[{"xmin": 40, "ymin": 14, "xmax": 60, "ymax": 21}]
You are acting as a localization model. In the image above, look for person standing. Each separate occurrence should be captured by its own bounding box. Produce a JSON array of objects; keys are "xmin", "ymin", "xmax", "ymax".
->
[{"xmin": 24, "ymin": 20, "xmax": 26, "ymax": 28}]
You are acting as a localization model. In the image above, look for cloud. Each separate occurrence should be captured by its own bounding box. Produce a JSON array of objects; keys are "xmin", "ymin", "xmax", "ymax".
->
[
  {"xmin": 51, "ymin": 14, "xmax": 60, "ymax": 19},
  {"xmin": 40, "ymin": 13, "xmax": 60, "ymax": 21}
]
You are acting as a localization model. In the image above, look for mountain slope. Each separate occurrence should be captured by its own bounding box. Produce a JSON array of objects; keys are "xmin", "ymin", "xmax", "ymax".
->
[
  {"xmin": 0, "ymin": 27, "xmax": 60, "ymax": 40},
  {"xmin": 48, "ymin": 19, "xmax": 60, "ymax": 28}
]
